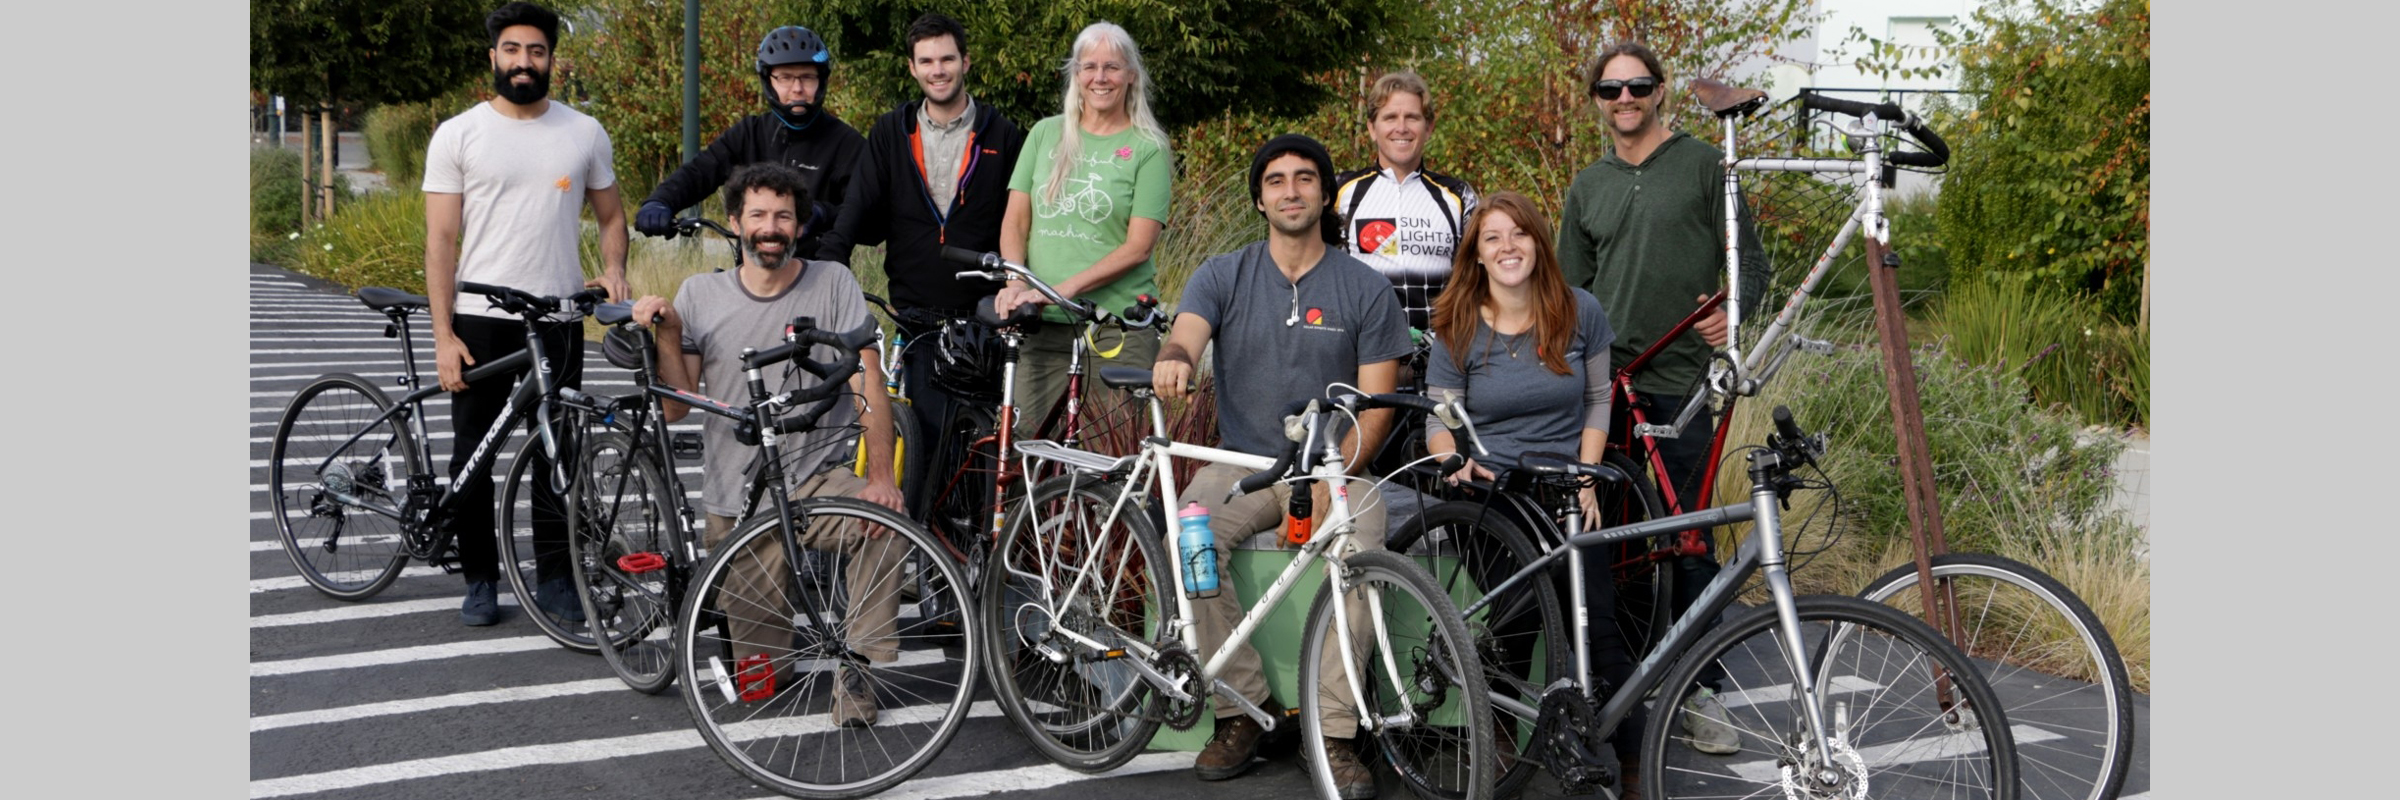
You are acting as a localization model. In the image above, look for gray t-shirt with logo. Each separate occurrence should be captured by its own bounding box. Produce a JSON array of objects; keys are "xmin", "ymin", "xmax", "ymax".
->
[
  {"xmin": 1177, "ymin": 241, "xmax": 1412, "ymax": 457},
  {"xmin": 1424, "ymin": 288, "xmax": 1615, "ymax": 462},
  {"xmin": 673, "ymin": 263, "xmax": 878, "ymax": 517}
]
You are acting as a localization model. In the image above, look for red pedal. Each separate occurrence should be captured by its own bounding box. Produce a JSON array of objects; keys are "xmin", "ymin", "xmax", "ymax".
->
[
  {"xmin": 617, "ymin": 552, "xmax": 667, "ymax": 573},
  {"xmin": 736, "ymin": 653, "xmax": 776, "ymax": 701}
]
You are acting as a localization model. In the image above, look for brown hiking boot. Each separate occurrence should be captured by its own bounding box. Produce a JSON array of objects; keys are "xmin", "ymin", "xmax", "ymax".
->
[
  {"xmin": 1315, "ymin": 735, "xmax": 1376, "ymax": 800},
  {"xmin": 1194, "ymin": 711, "xmax": 1268, "ymax": 780}
]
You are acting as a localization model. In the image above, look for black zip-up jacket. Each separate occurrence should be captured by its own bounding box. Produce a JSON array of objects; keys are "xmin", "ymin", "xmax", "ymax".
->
[
  {"xmin": 642, "ymin": 110, "xmax": 866, "ymax": 261},
  {"xmin": 820, "ymin": 98, "xmax": 1025, "ymax": 315}
]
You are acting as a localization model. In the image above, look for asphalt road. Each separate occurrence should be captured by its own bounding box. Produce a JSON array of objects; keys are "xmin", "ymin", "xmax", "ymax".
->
[{"xmin": 248, "ymin": 264, "xmax": 2151, "ymax": 800}]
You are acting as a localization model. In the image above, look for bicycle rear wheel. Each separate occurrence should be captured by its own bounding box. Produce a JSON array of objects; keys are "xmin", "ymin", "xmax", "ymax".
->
[
  {"xmin": 1859, "ymin": 553, "xmax": 2132, "ymax": 800},
  {"xmin": 1386, "ymin": 500, "xmax": 1560, "ymax": 797},
  {"xmin": 1640, "ymin": 595, "xmax": 2020, "ymax": 800},
  {"xmin": 1597, "ymin": 452, "xmax": 1673, "ymax": 662},
  {"xmin": 499, "ymin": 432, "xmax": 602, "ymax": 652},
  {"xmin": 269, "ymin": 374, "xmax": 417, "ymax": 600},
  {"xmin": 978, "ymin": 475, "xmax": 1169, "ymax": 773},
  {"xmin": 1299, "ymin": 548, "xmax": 1496, "ymax": 800},
  {"xmin": 679, "ymin": 498, "xmax": 979, "ymax": 799},
  {"xmin": 570, "ymin": 432, "xmax": 678, "ymax": 693}
]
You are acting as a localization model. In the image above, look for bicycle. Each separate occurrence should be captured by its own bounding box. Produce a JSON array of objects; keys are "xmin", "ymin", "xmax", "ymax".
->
[
  {"xmin": 267, "ymin": 280, "xmax": 615, "ymax": 651},
  {"xmin": 1587, "ymin": 82, "xmax": 2130, "ymax": 800},
  {"xmin": 982, "ymin": 381, "xmax": 1498, "ymax": 800},
  {"xmin": 1401, "ymin": 403, "xmax": 2020, "ymax": 800}
]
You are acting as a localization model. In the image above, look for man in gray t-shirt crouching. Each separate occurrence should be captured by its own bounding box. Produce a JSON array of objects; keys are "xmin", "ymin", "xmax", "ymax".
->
[
  {"xmin": 1151, "ymin": 134, "xmax": 1410, "ymax": 798},
  {"xmin": 630, "ymin": 163, "xmax": 904, "ymax": 729}
]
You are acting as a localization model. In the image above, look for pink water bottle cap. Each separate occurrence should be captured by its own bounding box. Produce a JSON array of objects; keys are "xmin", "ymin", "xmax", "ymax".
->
[{"xmin": 1180, "ymin": 502, "xmax": 1207, "ymax": 518}]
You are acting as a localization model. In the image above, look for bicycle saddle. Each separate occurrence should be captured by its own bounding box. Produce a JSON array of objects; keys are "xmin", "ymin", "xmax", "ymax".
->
[
  {"xmin": 1691, "ymin": 78, "xmax": 1767, "ymax": 119},
  {"xmin": 1512, "ymin": 451, "xmax": 1632, "ymax": 484},
  {"xmin": 975, "ymin": 294, "xmax": 1044, "ymax": 330},
  {"xmin": 357, "ymin": 286, "xmax": 430, "ymax": 312},
  {"xmin": 1097, "ymin": 365, "xmax": 1154, "ymax": 391}
]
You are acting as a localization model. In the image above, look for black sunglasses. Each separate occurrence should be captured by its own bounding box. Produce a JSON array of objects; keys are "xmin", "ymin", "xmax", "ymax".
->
[{"xmin": 1591, "ymin": 77, "xmax": 1661, "ymax": 100}]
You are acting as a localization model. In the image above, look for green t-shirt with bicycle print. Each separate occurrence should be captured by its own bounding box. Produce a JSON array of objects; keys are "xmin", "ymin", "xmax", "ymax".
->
[{"xmin": 1007, "ymin": 115, "xmax": 1171, "ymax": 324}]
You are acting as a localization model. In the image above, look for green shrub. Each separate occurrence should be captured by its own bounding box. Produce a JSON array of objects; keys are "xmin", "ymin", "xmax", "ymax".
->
[
  {"xmin": 288, "ymin": 190, "xmax": 428, "ymax": 292},
  {"xmin": 363, "ymin": 102, "xmax": 444, "ymax": 191},
  {"xmin": 1932, "ymin": 273, "xmax": 2147, "ymax": 429},
  {"xmin": 252, "ymin": 146, "xmax": 350, "ymax": 264}
]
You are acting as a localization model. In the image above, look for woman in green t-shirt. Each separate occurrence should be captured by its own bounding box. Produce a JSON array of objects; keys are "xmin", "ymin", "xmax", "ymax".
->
[{"xmin": 997, "ymin": 20, "xmax": 1173, "ymax": 440}]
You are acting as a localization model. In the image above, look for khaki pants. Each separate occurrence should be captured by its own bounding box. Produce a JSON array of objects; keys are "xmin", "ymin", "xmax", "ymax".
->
[
  {"xmin": 1180, "ymin": 462, "xmax": 1386, "ymax": 739},
  {"xmin": 704, "ymin": 469, "xmax": 906, "ymax": 665},
  {"xmin": 1011, "ymin": 322, "xmax": 1159, "ymax": 441}
]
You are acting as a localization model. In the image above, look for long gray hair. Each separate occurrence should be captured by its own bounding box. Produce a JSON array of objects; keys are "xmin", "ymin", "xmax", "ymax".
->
[{"xmin": 1043, "ymin": 21, "xmax": 1171, "ymax": 207}]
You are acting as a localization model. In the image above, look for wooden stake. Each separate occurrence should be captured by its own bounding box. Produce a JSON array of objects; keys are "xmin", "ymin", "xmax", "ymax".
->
[{"xmin": 319, "ymin": 107, "xmax": 337, "ymax": 219}]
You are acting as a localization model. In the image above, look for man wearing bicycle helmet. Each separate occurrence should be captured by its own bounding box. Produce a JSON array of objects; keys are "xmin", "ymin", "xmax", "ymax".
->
[
  {"xmin": 424, "ymin": 1, "xmax": 630, "ymax": 628},
  {"xmin": 1152, "ymin": 134, "xmax": 1410, "ymax": 799},
  {"xmin": 818, "ymin": 12, "xmax": 1026, "ymax": 520},
  {"xmin": 633, "ymin": 25, "xmax": 865, "ymax": 261},
  {"xmin": 629, "ymin": 163, "xmax": 904, "ymax": 728},
  {"xmin": 1554, "ymin": 41, "xmax": 1771, "ymax": 758}
]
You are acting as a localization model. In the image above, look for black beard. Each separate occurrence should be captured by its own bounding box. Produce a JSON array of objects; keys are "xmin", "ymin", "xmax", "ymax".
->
[
  {"xmin": 493, "ymin": 66, "xmax": 550, "ymax": 105},
  {"xmin": 745, "ymin": 231, "xmax": 796, "ymax": 270}
]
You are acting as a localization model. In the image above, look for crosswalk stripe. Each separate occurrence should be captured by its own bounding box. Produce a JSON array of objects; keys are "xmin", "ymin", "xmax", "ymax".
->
[
  {"xmin": 841, "ymin": 752, "xmax": 1194, "ymax": 800},
  {"xmin": 248, "ymin": 678, "xmax": 625, "ymax": 732},
  {"xmin": 252, "ymin": 567, "xmax": 446, "ymax": 594},
  {"xmin": 250, "ymin": 595, "xmax": 519, "ymax": 628},
  {"xmin": 1723, "ymin": 724, "xmax": 2067, "ymax": 783},
  {"xmin": 251, "ymin": 636, "xmax": 561, "ymax": 677}
]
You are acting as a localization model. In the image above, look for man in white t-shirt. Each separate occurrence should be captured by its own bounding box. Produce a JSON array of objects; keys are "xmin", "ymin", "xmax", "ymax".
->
[{"xmin": 422, "ymin": 1, "xmax": 630, "ymax": 627}]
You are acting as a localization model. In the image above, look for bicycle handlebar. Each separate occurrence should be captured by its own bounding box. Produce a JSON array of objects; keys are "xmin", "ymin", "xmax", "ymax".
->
[
  {"xmin": 1230, "ymin": 391, "xmax": 1481, "ymax": 497},
  {"xmin": 457, "ymin": 281, "xmax": 608, "ymax": 320},
  {"xmin": 1888, "ymin": 118, "xmax": 1950, "ymax": 168},
  {"xmin": 940, "ymin": 246, "xmax": 1101, "ymax": 322},
  {"xmin": 674, "ymin": 217, "xmax": 738, "ymax": 242},
  {"xmin": 1799, "ymin": 93, "xmax": 1949, "ymax": 168}
]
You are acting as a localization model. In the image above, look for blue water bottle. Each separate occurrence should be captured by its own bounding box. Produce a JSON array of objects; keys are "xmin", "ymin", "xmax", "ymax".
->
[{"xmin": 1177, "ymin": 502, "xmax": 1221, "ymax": 599}]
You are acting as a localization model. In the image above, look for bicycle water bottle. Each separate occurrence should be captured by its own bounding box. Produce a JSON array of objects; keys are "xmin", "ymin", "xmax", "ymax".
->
[
  {"xmin": 1177, "ymin": 502, "xmax": 1221, "ymax": 599},
  {"xmin": 884, "ymin": 330, "xmax": 905, "ymax": 392}
]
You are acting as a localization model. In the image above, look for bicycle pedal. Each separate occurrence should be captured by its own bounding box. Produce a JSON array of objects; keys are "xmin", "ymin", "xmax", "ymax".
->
[
  {"xmin": 616, "ymin": 552, "xmax": 667, "ymax": 574},
  {"xmin": 671, "ymin": 432, "xmax": 704, "ymax": 460},
  {"xmin": 735, "ymin": 653, "xmax": 776, "ymax": 701}
]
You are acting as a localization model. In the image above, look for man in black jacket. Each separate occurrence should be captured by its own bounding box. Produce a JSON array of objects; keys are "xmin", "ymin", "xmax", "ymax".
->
[
  {"xmin": 633, "ymin": 25, "xmax": 866, "ymax": 261},
  {"xmin": 821, "ymin": 12, "xmax": 1025, "ymax": 521}
]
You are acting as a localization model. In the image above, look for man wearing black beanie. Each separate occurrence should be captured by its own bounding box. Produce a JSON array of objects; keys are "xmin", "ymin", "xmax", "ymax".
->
[{"xmin": 1152, "ymin": 133, "xmax": 1409, "ymax": 799}]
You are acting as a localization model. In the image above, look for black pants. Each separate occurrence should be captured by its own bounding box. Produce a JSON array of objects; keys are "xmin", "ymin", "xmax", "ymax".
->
[
  {"xmin": 444, "ymin": 314, "xmax": 583, "ymax": 585},
  {"xmin": 1634, "ymin": 391, "xmax": 1727, "ymax": 693},
  {"xmin": 894, "ymin": 314, "xmax": 994, "ymax": 524}
]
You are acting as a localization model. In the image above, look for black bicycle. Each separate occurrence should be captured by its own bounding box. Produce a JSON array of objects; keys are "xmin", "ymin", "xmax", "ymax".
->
[{"xmin": 267, "ymin": 281, "xmax": 613, "ymax": 651}]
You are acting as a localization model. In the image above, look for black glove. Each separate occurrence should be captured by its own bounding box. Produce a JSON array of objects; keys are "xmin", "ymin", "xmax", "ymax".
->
[{"xmin": 635, "ymin": 201, "xmax": 676, "ymax": 238}]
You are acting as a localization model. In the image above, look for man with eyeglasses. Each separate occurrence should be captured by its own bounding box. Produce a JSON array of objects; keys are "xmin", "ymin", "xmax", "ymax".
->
[{"xmin": 1554, "ymin": 41, "xmax": 1769, "ymax": 769}]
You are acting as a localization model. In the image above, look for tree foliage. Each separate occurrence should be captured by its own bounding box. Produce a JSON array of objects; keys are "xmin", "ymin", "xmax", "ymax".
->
[
  {"xmin": 1934, "ymin": 0, "xmax": 2149, "ymax": 321},
  {"xmin": 251, "ymin": 0, "xmax": 492, "ymax": 108}
]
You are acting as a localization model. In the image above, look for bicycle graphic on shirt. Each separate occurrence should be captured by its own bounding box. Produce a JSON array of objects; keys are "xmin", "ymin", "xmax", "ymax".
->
[{"xmin": 1038, "ymin": 172, "xmax": 1114, "ymax": 224}]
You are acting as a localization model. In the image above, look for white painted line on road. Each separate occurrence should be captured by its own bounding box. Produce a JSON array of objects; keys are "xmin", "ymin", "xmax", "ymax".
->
[
  {"xmin": 249, "ymin": 701, "xmax": 1009, "ymax": 799},
  {"xmin": 250, "ymin": 595, "xmax": 519, "ymax": 628},
  {"xmin": 1724, "ymin": 724, "xmax": 2067, "ymax": 783},
  {"xmin": 828, "ymin": 751, "xmax": 1195, "ymax": 800},
  {"xmin": 251, "ymin": 636, "xmax": 561, "ymax": 677},
  {"xmin": 249, "ymin": 678, "xmax": 625, "ymax": 732},
  {"xmin": 1718, "ymin": 676, "xmax": 1885, "ymax": 707},
  {"xmin": 252, "ymin": 567, "xmax": 446, "ymax": 594},
  {"xmin": 254, "ymin": 360, "xmax": 434, "ymax": 371}
]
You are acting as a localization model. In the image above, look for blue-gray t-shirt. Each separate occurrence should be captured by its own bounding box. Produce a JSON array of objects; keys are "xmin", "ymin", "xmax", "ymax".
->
[
  {"xmin": 1424, "ymin": 288, "xmax": 1615, "ymax": 462},
  {"xmin": 1177, "ymin": 242, "xmax": 1412, "ymax": 456}
]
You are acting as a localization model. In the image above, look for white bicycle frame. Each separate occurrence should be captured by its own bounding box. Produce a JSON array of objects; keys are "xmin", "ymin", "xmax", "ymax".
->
[{"xmin": 1011, "ymin": 395, "xmax": 1412, "ymax": 734}]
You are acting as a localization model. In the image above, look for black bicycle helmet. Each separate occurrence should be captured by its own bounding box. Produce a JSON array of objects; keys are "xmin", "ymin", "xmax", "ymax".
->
[
  {"xmin": 756, "ymin": 26, "xmax": 832, "ymax": 121},
  {"xmin": 930, "ymin": 318, "xmax": 1004, "ymax": 403}
]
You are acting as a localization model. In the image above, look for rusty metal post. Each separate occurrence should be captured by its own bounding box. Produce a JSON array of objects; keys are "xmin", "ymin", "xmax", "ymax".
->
[{"xmin": 1861, "ymin": 236, "xmax": 1962, "ymax": 646}]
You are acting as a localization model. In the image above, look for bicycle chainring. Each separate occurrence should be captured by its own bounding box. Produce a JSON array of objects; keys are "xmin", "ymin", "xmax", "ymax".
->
[
  {"xmin": 1537, "ymin": 685, "xmax": 1613, "ymax": 792},
  {"xmin": 1156, "ymin": 642, "xmax": 1204, "ymax": 731}
]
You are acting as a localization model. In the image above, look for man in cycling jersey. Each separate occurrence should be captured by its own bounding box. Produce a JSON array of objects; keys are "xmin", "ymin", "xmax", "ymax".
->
[
  {"xmin": 1153, "ymin": 134, "xmax": 1410, "ymax": 800},
  {"xmin": 632, "ymin": 25, "xmax": 866, "ymax": 262},
  {"xmin": 818, "ymin": 12, "xmax": 1026, "ymax": 521},
  {"xmin": 630, "ymin": 163, "xmax": 904, "ymax": 727},
  {"xmin": 1332, "ymin": 70, "xmax": 1477, "ymax": 336},
  {"xmin": 424, "ymin": 1, "xmax": 630, "ymax": 628},
  {"xmin": 1555, "ymin": 41, "xmax": 1770, "ymax": 757}
]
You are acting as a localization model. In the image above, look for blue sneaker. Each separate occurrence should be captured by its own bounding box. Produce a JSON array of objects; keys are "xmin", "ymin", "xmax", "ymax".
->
[
  {"xmin": 535, "ymin": 576, "xmax": 587, "ymax": 624},
  {"xmin": 460, "ymin": 580, "xmax": 500, "ymax": 626}
]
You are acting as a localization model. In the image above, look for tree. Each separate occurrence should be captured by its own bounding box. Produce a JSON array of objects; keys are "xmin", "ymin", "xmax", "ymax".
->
[{"xmin": 250, "ymin": 0, "xmax": 492, "ymax": 109}]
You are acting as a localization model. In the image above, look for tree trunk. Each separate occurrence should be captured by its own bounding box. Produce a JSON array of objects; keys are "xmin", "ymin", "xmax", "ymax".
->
[
  {"xmin": 320, "ymin": 107, "xmax": 337, "ymax": 220},
  {"xmin": 299, "ymin": 112, "xmax": 315, "ymax": 228}
]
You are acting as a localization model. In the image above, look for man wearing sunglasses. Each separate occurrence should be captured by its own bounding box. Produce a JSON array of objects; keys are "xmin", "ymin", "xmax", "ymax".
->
[{"xmin": 1553, "ymin": 41, "xmax": 1770, "ymax": 768}]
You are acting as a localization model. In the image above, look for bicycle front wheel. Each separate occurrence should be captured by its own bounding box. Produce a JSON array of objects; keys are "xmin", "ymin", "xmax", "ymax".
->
[
  {"xmin": 500, "ymin": 433, "xmax": 599, "ymax": 652},
  {"xmin": 570, "ymin": 432, "xmax": 678, "ymax": 693},
  {"xmin": 269, "ymin": 373, "xmax": 417, "ymax": 600},
  {"xmin": 1598, "ymin": 451, "xmax": 1673, "ymax": 662},
  {"xmin": 978, "ymin": 475, "xmax": 1169, "ymax": 773},
  {"xmin": 1641, "ymin": 595, "xmax": 2020, "ymax": 800},
  {"xmin": 1386, "ymin": 500, "xmax": 1560, "ymax": 797},
  {"xmin": 678, "ymin": 497, "xmax": 979, "ymax": 799},
  {"xmin": 1859, "ymin": 553, "xmax": 2132, "ymax": 800},
  {"xmin": 1300, "ymin": 548, "xmax": 1496, "ymax": 800}
]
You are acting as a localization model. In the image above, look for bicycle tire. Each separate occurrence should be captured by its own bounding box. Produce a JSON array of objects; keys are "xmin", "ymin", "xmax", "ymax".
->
[
  {"xmin": 500, "ymin": 432, "xmax": 600, "ymax": 653},
  {"xmin": 677, "ymin": 497, "xmax": 980, "ymax": 799},
  {"xmin": 1640, "ymin": 595, "xmax": 2021, "ymax": 800},
  {"xmin": 570, "ymin": 432, "xmax": 678, "ymax": 693},
  {"xmin": 1858, "ymin": 552, "xmax": 2132, "ymax": 800},
  {"xmin": 928, "ymin": 404, "xmax": 1001, "ymax": 561},
  {"xmin": 1299, "ymin": 548, "xmax": 1497, "ymax": 800},
  {"xmin": 1386, "ymin": 500, "xmax": 1561, "ymax": 797},
  {"xmin": 1586, "ymin": 451, "xmax": 1673, "ymax": 665},
  {"xmin": 978, "ymin": 474, "xmax": 1169, "ymax": 773},
  {"xmin": 269, "ymin": 373, "xmax": 417, "ymax": 600}
]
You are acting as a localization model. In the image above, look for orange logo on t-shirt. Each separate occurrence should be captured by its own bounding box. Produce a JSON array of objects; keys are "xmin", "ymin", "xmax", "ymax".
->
[
  {"xmin": 555, "ymin": 175, "xmax": 573, "ymax": 192},
  {"xmin": 1306, "ymin": 308, "xmax": 1324, "ymax": 326}
]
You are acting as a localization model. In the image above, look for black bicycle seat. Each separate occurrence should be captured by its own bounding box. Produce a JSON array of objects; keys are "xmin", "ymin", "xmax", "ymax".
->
[
  {"xmin": 593, "ymin": 302, "xmax": 636, "ymax": 326},
  {"xmin": 1513, "ymin": 451, "xmax": 1630, "ymax": 484},
  {"xmin": 358, "ymin": 286, "xmax": 429, "ymax": 312},
  {"xmin": 1097, "ymin": 365, "xmax": 1154, "ymax": 390}
]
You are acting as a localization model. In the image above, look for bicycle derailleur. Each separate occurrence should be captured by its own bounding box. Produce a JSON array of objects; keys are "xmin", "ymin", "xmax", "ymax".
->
[{"xmin": 1536, "ymin": 684, "xmax": 1617, "ymax": 795}]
